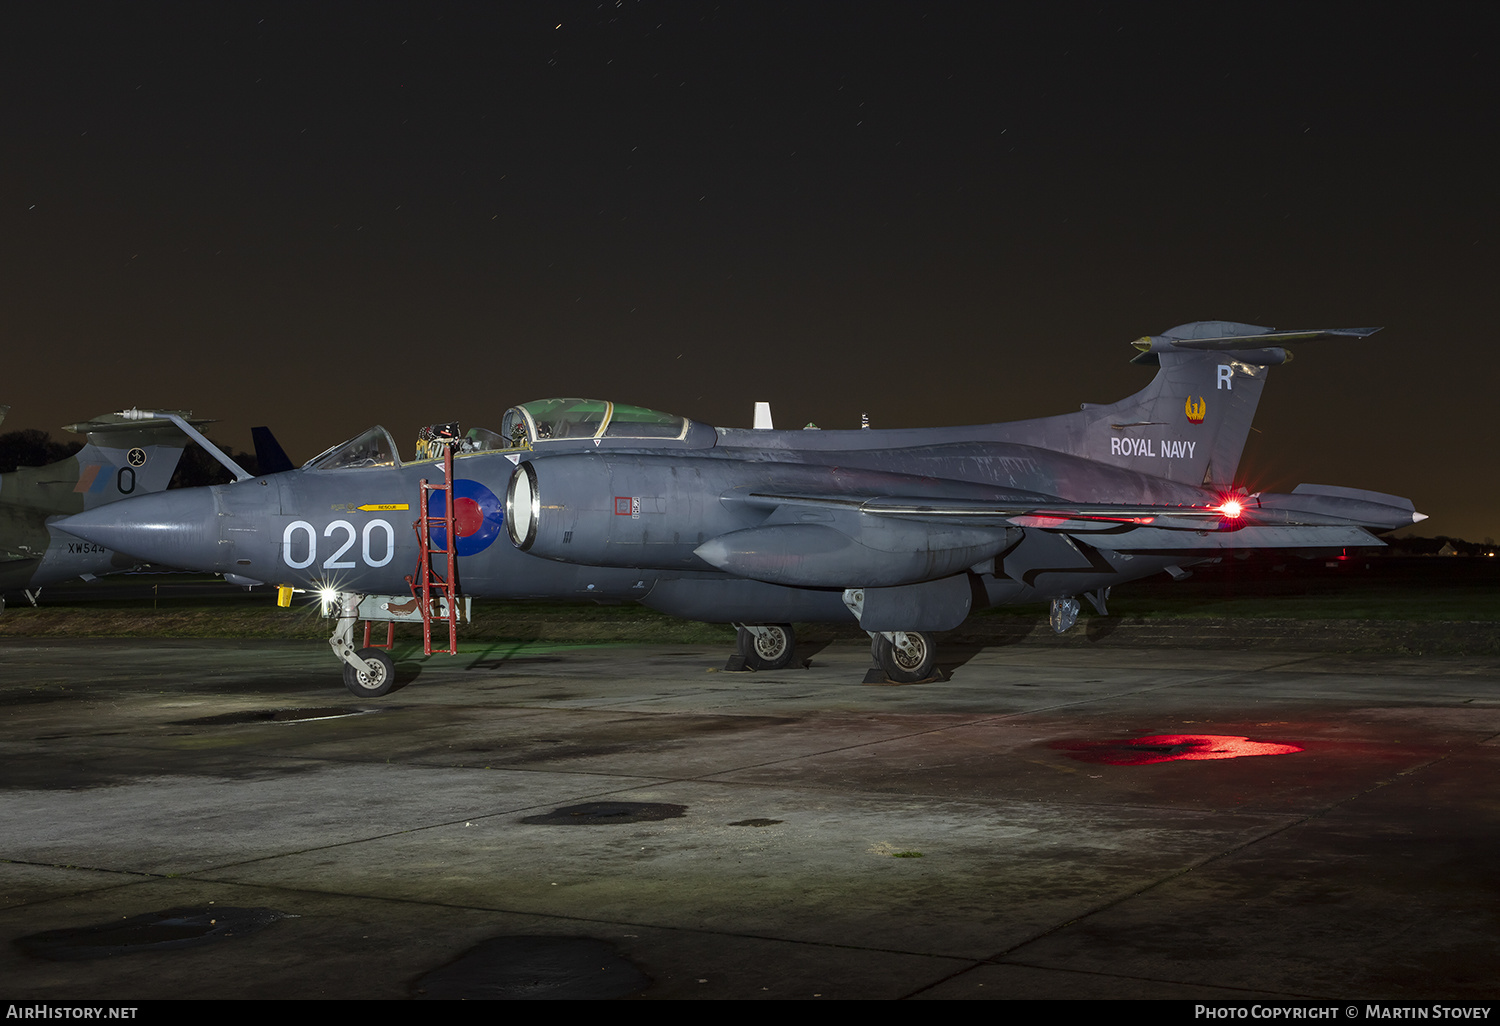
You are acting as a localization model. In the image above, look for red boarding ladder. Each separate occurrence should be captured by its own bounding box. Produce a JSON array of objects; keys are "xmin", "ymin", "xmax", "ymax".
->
[
  {"xmin": 362, "ymin": 618, "xmax": 397, "ymax": 654},
  {"xmin": 406, "ymin": 439, "xmax": 461, "ymax": 655}
]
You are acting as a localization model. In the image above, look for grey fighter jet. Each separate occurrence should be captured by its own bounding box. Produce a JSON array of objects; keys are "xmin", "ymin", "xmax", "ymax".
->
[
  {"xmin": 59, "ymin": 321, "xmax": 1424, "ymax": 694},
  {"xmin": 0, "ymin": 409, "xmax": 197, "ymax": 609}
]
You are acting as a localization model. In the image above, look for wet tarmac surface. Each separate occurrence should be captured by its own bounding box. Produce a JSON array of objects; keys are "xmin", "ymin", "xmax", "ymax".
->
[{"xmin": 1, "ymin": 637, "xmax": 1497, "ymax": 999}]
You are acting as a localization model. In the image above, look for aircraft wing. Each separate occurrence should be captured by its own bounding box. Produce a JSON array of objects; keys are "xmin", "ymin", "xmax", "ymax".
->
[
  {"xmin": 695, "ymin": 484, "xmax": 1423, "ymax": 587},
  {"xmin": 697, "ymin": 489, "xmax": 1240, "ymax": 588},
  {"xmin": 744, "ymin": 492, "xmax": 1238, "ymax": 530},
  {"xmin": 744, "ymin": 484, "xmax": 1422, "ymax": 533}
]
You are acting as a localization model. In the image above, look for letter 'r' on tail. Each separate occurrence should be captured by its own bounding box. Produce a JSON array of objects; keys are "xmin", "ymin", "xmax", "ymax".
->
[{"xmin": 1079, "ymin": 321, "xmax": 1380, "ymax": 487}]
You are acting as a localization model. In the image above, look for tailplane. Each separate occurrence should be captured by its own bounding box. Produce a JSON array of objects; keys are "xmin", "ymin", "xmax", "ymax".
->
[{"xmin": 1001, "ymin": 321, "xmax": 1380, "ymax": 487}]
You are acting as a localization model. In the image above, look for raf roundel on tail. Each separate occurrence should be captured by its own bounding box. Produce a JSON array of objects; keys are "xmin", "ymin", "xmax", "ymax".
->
[{"xmin": 59, "ymin": 321, "xmax": 1421, "ymax": 692}]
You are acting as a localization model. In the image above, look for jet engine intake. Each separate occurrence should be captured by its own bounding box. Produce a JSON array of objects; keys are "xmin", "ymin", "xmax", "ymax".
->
[
  {"xmin": 503, "ymin": 454, "xmax": 755, "ymax": 569},
  {"xmin": 506, "ymin": 461, "xmax": 540, "ymax": 550},
  {"xmin": 504, "ymin": 453, "xmax": 1019, "ymax": 583}
]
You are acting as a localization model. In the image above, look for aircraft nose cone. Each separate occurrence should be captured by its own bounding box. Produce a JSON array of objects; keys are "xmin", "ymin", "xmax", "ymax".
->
[{"xmin": 57, "ymin": 487, "xmax": 223, "ymax": 571}]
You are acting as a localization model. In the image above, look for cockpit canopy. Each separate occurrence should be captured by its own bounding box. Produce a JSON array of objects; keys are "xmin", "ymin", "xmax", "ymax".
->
[
  {"xmin": 304, "ymin": 426, "xmax": 402, "ymax": 471},
  {"xmin": 303, "ymin": 399, "xmax": 706, "ymax": 471},
  {"xmin": 500, "ymin": 399, "xmax": 691, "ymax": 448}
]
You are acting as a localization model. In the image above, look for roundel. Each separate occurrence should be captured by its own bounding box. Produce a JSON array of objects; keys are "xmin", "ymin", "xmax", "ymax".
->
[
  {"xmin": 127, "ymin": 447, "xmax": 147, "ymax": 467},
  {"xmin": 426, "ymin": 479, "xmax": 504, "ymax": 556}
]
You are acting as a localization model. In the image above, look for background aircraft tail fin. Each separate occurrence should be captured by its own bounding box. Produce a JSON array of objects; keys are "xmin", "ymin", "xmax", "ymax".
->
[
  {"xmin": 61, "ymin": 410, "xmax": 201, "ymax": 507},
  {"xmin": 251, "ymin": 426, "xmax": 296, "ymax": 474}
]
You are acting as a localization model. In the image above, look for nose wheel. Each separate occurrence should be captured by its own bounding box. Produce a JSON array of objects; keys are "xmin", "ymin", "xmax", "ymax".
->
[
  {"xmin": 327, "ymin": 592, "xmax": 399, "ymax": 697},
  {"xmin": 343, "ymin": 647, "xmax": 395, "ymax": 697}
]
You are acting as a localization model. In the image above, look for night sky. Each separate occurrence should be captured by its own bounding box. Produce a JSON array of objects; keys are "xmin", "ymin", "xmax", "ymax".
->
[{"xmin": 3, "ymin": 3, "xmax": 1495, "ymax": 540}]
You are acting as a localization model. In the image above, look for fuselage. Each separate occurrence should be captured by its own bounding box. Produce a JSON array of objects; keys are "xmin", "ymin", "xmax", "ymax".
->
[
  {"xmin": 49, "ymin": 327, "xmax": 1417, "ymax": 688},
  {"xmin": 58, "ymin": 421, "xmax": 1224, "ymax": 623}
]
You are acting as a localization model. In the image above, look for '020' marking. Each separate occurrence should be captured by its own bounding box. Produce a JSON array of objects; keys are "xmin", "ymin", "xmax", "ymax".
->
[{"xmin": 282, "ymin": 519, "xmax": 395, "ymax": 570}]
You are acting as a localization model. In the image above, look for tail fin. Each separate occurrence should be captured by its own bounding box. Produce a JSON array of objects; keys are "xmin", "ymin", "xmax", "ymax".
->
[
  {"xmin": 60, "ymin": 410, "xmax": 200, "ymax": 508},
  {"xmin": 1002, "ymin": 321, "xmax": 1379, "ymax": 487},
  {"xmin": 251, "ymin": 426, "xmax": 296, "ymax": 474}
]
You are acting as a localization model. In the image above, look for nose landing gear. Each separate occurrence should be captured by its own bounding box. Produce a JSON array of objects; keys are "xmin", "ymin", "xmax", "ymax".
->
[
  {"xmin": 343, "ymin": 647, "xmax": 395, "ymax": 697},
  {"xmin": 326, "ymin": 593, "xmax": 397, "ymax": 697}
]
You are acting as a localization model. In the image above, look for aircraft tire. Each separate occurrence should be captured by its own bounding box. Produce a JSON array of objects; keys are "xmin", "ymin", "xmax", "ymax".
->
[
  {"xmin": 737, "ymin": 623, "xmax": 797, "ymax": 671},
  {"xmin": 875, "ymin": 631, "xmax": 936, "ymax": 684},
  {"xmin": 343, "ymin": 647, "xmax": 396, "ymax": 698}
]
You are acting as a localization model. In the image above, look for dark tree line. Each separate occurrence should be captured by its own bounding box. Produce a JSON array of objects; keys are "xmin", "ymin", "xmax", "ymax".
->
[
  {"xmin": 1386, "ymin": 535, "xmax": 1496, "ymax": 557},
  {"xmin": 0, "ymin": 430, "xmax": 82, "ymax": 473},
  {"xmin": 168, "ymin": 444, "xmax": 266, "ymax": 488}
]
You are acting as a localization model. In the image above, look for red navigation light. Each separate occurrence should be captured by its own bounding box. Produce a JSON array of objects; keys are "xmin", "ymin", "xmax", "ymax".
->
[{"xmin": 1218, "ymin": 498, "xmax": 1244, "ymax": 519}]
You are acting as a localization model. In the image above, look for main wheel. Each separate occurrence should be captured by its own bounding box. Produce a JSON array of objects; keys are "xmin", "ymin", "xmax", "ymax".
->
[
  {"xmin": 874, "ymin": 631, "xmax": 936, "ymax": 684},
  {"xmin": 736, "ymin": 624, "xmax": 797, "ymax": 671},
  {"xmin": 343, "ymin": 647, "xmax": 396, "ymax": 697}
]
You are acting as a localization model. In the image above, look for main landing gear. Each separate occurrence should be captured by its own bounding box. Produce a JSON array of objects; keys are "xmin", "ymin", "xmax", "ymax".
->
[
  {"xmin": 869, "ymin": 631, "xmax": 938, "ymax": 684},
  {"xmin": 727, "ymin": 622, "xmax": 939, "ymax": 683},
  {"xmin": 730, "ymin": 623, "xmax": 798, "ymax": 670},
  {"xmin": 839, "ymin": 589, "xmax": 943, "ymax": 684}
]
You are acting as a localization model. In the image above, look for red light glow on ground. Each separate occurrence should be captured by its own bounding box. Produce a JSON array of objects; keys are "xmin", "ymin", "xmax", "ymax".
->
[{"xmin": 1052, "ymin": 734, "xmax": 1304, "ymax": 766}]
